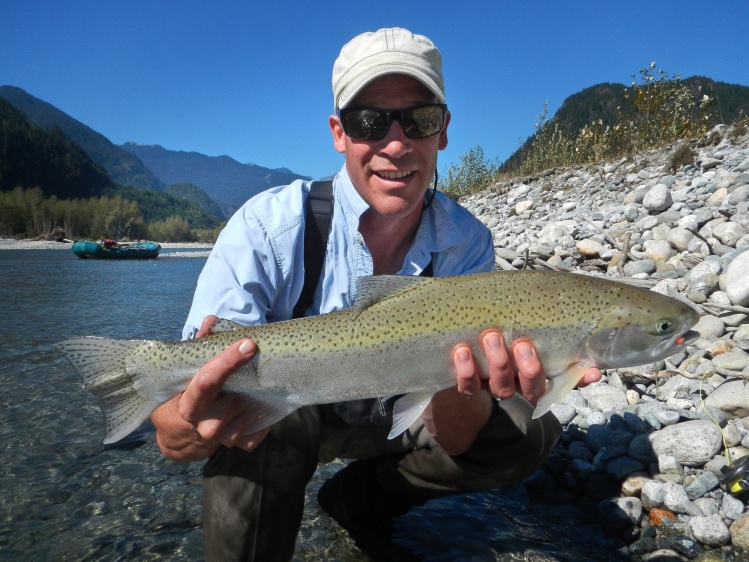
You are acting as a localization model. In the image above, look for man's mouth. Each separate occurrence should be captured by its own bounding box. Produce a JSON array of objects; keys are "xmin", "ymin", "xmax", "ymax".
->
[{"xmin": 376, "ymin": 170, "xmax": 413, "ymax": 180}]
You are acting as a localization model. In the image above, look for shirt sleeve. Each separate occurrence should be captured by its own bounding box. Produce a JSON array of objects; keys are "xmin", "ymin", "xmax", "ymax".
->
[
  {"xmin": 180, "ymin": 179, "xmax": 312, "ymax": 340},
  {"xmin": 182, "ymin": 207, "xmax": 277, "ymax": 339}
]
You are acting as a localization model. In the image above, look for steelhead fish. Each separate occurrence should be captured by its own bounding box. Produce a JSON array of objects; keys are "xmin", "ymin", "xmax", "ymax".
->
[{"xmin": 56, "ymin": 271, "xmax": 700, "ymax": 444}]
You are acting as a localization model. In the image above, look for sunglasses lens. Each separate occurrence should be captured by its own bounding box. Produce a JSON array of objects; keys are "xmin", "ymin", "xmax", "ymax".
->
[
  {"xmin": 402, "ymin": 106, "xmax": 445, "ymax": 138},
  {"xmin": 341, "ymin": 105, "xmax": 445, "ymax": 140},
  {"xmin": 343, "ymin": 108, "xmax": 389, "ymax": 140}
]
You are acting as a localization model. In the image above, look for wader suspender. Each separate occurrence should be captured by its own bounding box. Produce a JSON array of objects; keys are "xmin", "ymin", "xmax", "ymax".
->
[{"xmin": 292, "ymin": 180, "xmax": 335, "ymax": 320}]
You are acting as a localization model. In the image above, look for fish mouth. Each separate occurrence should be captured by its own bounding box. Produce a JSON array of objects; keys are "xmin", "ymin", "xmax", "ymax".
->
[
  {"xmin": 680, "ymin": 329, "xmax": 700, "ymax": 346},
  {"xmin": 589, "ymin": 325, "xmax": 700, "ymax": 368},
  {"xmin": 651, "ymin": 328, "xmax": 700, "ymax": 359}
]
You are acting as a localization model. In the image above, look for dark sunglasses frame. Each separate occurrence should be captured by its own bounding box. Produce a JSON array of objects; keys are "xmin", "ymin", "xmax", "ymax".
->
[{"xmin": 338, "ymin": 104, "xmax": 448, "ymax": 141}]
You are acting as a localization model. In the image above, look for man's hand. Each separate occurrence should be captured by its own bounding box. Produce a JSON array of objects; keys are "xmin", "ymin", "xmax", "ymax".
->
[
  {"xmin": 422, "ymin": 330, "xmax": 602, "ymax": 456},
  {"xmin": 453, "ymin": 330, "xmax": 602, "ymax": 403},
  {"xmin": 151, "ymin": 316, "xmax": 269, "ymax": 462}
]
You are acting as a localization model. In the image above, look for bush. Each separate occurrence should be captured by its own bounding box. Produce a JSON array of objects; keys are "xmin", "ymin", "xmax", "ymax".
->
[
  {"xmin": 442, "ymin": 146, "xmax": 500, "ymax": 195},
  {"xmin": 148, "ymin": 216, "xmax": 195, "ymax": 243}
]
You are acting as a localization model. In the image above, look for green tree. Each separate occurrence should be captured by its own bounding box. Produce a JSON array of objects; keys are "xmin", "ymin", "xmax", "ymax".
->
[
  {"xmin": 148, "ymin": 216, "xmax": 195, "ymax": 242},
  {"xmin": 442, "ymin": 146, "xmax": 499, "ymax": 194}
]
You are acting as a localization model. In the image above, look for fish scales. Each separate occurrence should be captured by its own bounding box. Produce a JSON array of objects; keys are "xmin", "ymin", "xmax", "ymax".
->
[{"xmin": 56, "ymin": 270, "xmax": 700, "ymax": 444}]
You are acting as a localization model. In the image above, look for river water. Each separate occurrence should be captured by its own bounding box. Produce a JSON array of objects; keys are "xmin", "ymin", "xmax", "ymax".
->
[{"xmin": 0, "ymin": 249, "xmax": 629, "ymax": 561}]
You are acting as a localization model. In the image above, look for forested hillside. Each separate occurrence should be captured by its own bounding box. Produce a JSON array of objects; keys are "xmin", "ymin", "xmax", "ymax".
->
[
  {"xmin": 164, "ymin": 182, "xmax": 224, "ymax": 221},
  {"xmin": 0, "ymin": 86, "xmax": 164, "ymax": 191},
  {"xmin": 0, "ymin": 99, "xmax": 112, "ymax": 199}
]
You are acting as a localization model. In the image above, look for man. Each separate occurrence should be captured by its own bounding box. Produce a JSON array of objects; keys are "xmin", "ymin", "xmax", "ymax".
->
[{"xmin": 152, "ymin": 27, "xmax": 600, "ymax": 561}]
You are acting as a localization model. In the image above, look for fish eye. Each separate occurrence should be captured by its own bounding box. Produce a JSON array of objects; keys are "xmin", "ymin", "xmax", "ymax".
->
[{"xmin": 656, "ymin": 319, "xmax": 673, "ymax": 334}]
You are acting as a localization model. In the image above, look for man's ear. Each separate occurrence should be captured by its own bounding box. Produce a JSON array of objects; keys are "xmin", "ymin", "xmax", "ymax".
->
[
  {"xmin": 438, "ymin": 111, "xmax": 450, "ymax": 151},
  {"xmin": 329, "ymin": 115, "xmax": 346, "ymax": 154}
]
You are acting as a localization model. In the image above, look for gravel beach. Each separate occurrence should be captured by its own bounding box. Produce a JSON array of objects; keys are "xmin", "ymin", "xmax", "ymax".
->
[{"xmin": 459, "ymin": 122, "xmax": 749, "ymax": 560}]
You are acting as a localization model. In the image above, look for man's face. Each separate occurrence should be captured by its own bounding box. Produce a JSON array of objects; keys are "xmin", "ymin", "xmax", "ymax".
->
[{"xmin": 329, "ymin": 75, "xmax": 450, "ymax": 221}]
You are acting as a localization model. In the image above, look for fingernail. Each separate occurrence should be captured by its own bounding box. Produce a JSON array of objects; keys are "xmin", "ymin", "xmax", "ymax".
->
[
  {"xmin": 456, "ymin": 347, "xmax": 470, "ymax": 364},
  {"xmin": 517, "ymin": 342, "xmax": 534, "ymax": 360},
  {"xmin": 485, "ymin": 332, "xmax": 501, "ymax": 350},
  {"xmin": 463, "ymin": 384, "xmax": 476, "ymax": 397},
  {"xmin": 238, "ymin": 340, "xmax": 254, "ymax": 356}
]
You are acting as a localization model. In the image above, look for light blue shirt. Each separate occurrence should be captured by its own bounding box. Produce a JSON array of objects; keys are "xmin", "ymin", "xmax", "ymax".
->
[{"xmin": 183, "ymin": 165, "xmax": 494, "ymax": 339}]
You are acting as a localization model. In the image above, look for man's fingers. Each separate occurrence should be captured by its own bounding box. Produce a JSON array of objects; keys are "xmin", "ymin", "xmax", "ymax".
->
[
  {"xmin": 511, "ymin": 340, "xmax": 546, "ymax": 403},
  {"xmin": 453, "ymin": 345, "xmax": 480, "ymax": 396},
  {"xmin": 483, "ymin": 331, "xmax": 516, "ymax": 399},
  {"xmin": 579, "ymin": 367, "xmax": 603, "ymax": 387},
  {"xmin": 195, "ymin": 315, "xmax": 219, "ymax": 339}
]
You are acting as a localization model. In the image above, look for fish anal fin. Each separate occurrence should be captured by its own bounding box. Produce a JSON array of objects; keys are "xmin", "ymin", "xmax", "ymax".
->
[
  {"xmin": 102, "ymin": 395, "xmax": 162, "ymax": 444},
  {"xmin": 354, "ymin": 275, "xmax": 432, "ymax": 318},
  {"xmin": 388, "ymin": 391, "xmax": 434, "ymax": 439},
  {"xmin": 532, "ymin": 363, "xmax": 591, "ymax": 420},
  {"xmin": 238, "ymin": 395, "xmax": 300, "ymax": 435}
]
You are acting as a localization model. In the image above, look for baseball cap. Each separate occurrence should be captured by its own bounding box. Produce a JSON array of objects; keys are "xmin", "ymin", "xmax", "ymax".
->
[{"xmin": 332, "ymin": 27, "xmax": 445, "ymax": 111}]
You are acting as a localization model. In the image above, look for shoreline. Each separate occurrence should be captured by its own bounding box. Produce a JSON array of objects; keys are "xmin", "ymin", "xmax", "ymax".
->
[{"xmin": 0, "ymin": 239, "xmax": 214, "ymax": 250}]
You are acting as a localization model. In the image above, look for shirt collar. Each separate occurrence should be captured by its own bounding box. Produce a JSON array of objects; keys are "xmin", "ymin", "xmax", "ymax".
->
[
  {"xmin": 334, "ymin": 164, "xmax": 370, "ymax": 225},
  {"xmin": 333, "ymin": 163, "xmax": 465, "ymax": 269}
]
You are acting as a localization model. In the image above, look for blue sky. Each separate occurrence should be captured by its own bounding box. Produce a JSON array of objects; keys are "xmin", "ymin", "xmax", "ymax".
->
[{"xmin": 2, "ymin": 1, "xmax": 748, "ymax": 181}]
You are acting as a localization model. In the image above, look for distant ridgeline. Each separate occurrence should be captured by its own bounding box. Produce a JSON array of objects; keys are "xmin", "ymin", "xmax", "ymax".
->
[
  {"xmin": 0, "ymin": 85, "xmax": 311, "ymax": 223},
  {"xmin": 120, "ymin": 143, "xmax": 311, "ymax": 217},
  {"xmin": 0, "ymin": 85, "xmax": 164, "ymax": 192},
  {"xmin": 0, "ymin": 97, "xmax": 220, "ymax": 229}
]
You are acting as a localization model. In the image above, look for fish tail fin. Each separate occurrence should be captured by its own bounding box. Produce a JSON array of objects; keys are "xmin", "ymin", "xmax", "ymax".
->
[
  {"xmin": 56, "ymin": 337, "xmax": 162, "ymax": 444},
  {"xmin": 532, "ymin": 363, "xmax": 590, "ymax": 420}
]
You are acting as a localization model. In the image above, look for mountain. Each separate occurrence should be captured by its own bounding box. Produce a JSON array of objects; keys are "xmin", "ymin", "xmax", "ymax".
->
[
  {"xmin": 165, "ymin": 182, "xmax": 225, "ymax": 221},
  {"xmin": 0, "ymin": 86, "xmax": 164, "ymax": 191},
  {"xmin": 0, "ymin": 97, "xmax": 220, "ymax": 231},
  {"xmin": 553, "ymin": 77, "xmax": 749, "ymax": 133},
  {"xmin": 499, "ymin": 77, "xmax": 749, "ymax": 173},
  {"xmin": 0, "ymin": 98, "xmax": 112, "ymax": 199},
  {"xmin": 121, "ymin": 143, "xmax": 311, "ymax": 216}
]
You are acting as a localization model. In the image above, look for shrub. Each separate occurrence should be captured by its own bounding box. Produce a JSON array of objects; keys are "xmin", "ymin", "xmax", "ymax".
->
[{"xmin": 442, "ymin": 146, "xmax": 500, "ymax": 195}]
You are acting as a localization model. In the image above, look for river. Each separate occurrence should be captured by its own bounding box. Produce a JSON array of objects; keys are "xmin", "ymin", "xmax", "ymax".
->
[{"xmin": 0, "ymin": 249, "xmax": 628, "ymax": 561}]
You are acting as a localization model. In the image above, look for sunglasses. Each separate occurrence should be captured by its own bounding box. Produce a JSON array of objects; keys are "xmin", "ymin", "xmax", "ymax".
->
[{"xmin": 338, "ymin": 104, "xmax": 447, "ymax": 141}]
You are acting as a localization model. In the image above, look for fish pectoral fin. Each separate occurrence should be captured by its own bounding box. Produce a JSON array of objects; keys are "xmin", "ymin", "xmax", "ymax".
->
[
  {"xmin": 240, "ymin": 395, "xmax": 300, "ymax": 435},
  {"xmin": 531, "ymin": 363, "xmax": 591, "ymax": 420},
  {"xmin": 353, "ymin": 275, "xmax": 433, "ymax": 318},
  {"xmin": 210, "ymin": 318, "xmax": 246, "ymax": 334},
  {"xmin": 388, "ymin": 391, "xmax": 434, "ymax": 439}
]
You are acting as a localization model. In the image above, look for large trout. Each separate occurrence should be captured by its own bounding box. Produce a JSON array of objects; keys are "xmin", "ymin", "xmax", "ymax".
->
[{"xmin": 57, "ymin": 271, "xmax": 700, "ymax": 444}]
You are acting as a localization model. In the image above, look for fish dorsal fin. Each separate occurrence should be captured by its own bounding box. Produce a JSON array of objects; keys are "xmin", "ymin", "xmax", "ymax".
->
[
  {"xmin": 353, "ymin": 275, "xmax": 432, "ymax": 318},
  {"xmin": 211, "ymin": 318, "xmax": 245, "ymax": 334}
]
